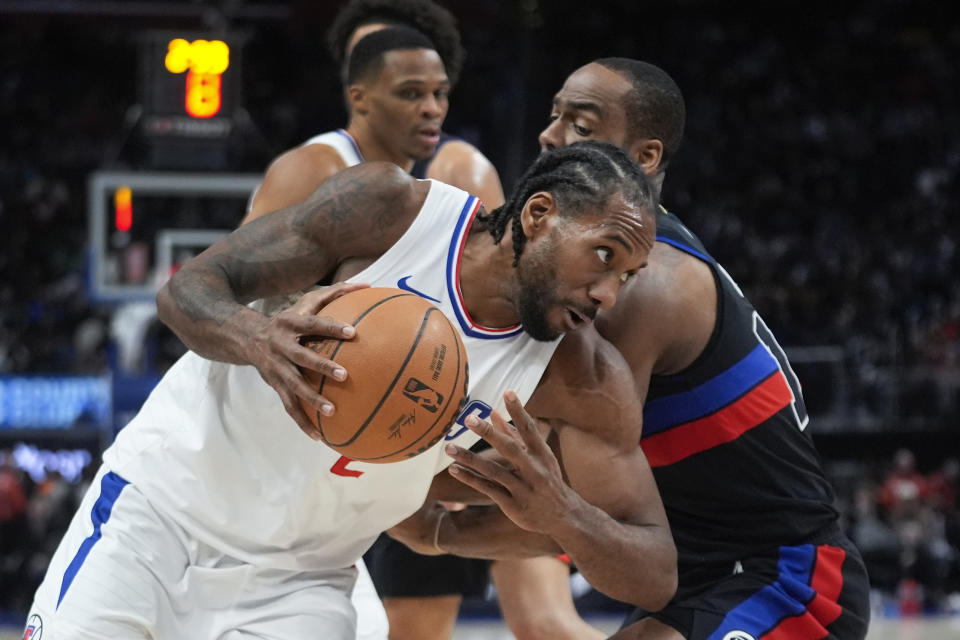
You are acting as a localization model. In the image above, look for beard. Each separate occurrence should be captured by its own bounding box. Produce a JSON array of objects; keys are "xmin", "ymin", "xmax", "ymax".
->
[{"xmin": 515, "ymin": 243, "xmax": 563, "ymax": 342}]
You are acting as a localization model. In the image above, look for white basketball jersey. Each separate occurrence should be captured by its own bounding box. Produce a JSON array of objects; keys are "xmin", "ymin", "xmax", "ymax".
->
[
  {"xmin": 304, "ymin": 128, "xmax": 364, "ymax": 166},
  {"xmin": 103, "ymin": 180, "xmax": 560, "ymax": 572},
  {"xmin": 246, "ymin": 129, "xmax": 363, "ymax": 216}
]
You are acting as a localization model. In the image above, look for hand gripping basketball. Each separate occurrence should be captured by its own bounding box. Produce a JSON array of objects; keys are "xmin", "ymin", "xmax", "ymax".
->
[
  {"xmin": 298, "ymin": 287, "xmax": 470, "ymax": 463},
  {"xmin": 250, "ymin": 282, "xmax": 368, "ymax": 441}
]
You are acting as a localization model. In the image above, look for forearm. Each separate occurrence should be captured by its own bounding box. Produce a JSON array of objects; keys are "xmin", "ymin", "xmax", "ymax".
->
[
  {"xmin": 157, "ymin": 271, "xmax": 269, "ymax": 364},
  {"xmin": 437, "ymin": 506, "xmax": 562, "ymax": 559},
  {"xmin": 547, "ymin": 497, "xmax": 676, "ymax": 610}
]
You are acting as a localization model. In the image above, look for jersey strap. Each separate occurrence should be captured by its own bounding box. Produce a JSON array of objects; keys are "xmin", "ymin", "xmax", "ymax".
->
[{"xmin": 444, "ymin": 196, "xmax": 523, "ymax": 339}]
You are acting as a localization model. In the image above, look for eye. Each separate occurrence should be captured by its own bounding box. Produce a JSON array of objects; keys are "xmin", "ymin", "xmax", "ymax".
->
[
  {"xmin": 547, "ymin": 112, "xmax": 559, "ymax": 123},
  {"xmin": 620, "ymin": 271, "xmax": 635, "ymax": 284},
  {"xmin": 595, "ymin": 247, "xmax": 612, "ymax": 264},
  {"xmin": 399, "ymin": 89, "xmax": 421, "ymax": 100},
  {"xmin": 435, "ymin": 89, "xmax": 449, "ymax": 101},
  {"xmin": 574, "ymin": 124, "xmax": 592, "ymax": 137}
]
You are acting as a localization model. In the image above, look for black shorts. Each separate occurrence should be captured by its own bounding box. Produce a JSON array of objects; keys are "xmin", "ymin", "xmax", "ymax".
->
[
  {"xmin": 622, "ymin": 533, "xmax": 870, "ymax": 640},
  {"xmin": 363, "ymin": 533, "xmax": 490, "ymax": 599}
]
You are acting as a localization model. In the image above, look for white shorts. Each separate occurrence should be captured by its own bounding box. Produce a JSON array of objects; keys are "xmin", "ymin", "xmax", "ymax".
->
[
  {"xmin": 352, "ymin": 559, "xmax": 389, "ymax": 640},
  {"xmin": 26, "ymin": 466, "xmax": 360, "ymax": 640}
]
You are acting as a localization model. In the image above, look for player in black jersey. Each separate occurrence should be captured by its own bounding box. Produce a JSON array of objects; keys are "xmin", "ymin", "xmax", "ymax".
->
[{"xmin": 396, "ymin": 59, "xmax": 871, "ymax": 639}]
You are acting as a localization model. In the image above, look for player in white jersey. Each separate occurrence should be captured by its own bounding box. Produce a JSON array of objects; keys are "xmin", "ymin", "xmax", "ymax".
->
[
  {"xmin": 244, "ymin": 25, "xmax": 502, "ymax": 227},
  {"xmin": 242, "ymin": 25, "xmax": 504, "ymax": 639},
  {"xmin": 324, "ymin": 7, "xmax": 596, "ymax": 639},
  {"xmin": 26, "ymin": 141, "xmax": 674, "ymax": 639}
]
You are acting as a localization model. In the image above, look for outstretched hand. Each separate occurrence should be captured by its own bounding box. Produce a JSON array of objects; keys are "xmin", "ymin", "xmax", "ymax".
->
[
  {"xmin": 444, "ymin": 390, "xmax": 574, "ymax": 535},
  {"xmin": 251, "ymin": 281, "xmax": 368, "ymax": 440}
]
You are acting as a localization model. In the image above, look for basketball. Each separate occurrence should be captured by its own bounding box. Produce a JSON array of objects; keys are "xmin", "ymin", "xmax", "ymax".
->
[{"xmin": 299, "ymin": 287, "xmax": 469, "ymax": 463}]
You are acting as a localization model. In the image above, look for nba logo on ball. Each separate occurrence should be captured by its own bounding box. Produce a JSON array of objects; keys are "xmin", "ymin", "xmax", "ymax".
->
[
  {"xmin": 23, "ymin": 615, "xmax": 43, "ymax": 640},
  {"xmin": 403, "ymin": 377, "xmax": 443, "ymax": 413}
]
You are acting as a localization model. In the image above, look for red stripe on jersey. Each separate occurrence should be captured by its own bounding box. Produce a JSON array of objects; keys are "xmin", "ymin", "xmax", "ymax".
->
[
  {"xmin": 642, "ymin": 372, "xmax": 793, "ymax": 468},
  {"xmin": 451, "ymin": 198, "xmax": 520, "ymax": 335},
  {"xmin": 761, "ymin": 544, "xmax": 846, "ymax": 640}
]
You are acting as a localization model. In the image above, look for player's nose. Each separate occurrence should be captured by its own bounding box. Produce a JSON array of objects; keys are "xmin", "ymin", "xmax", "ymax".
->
[
  {"xmin": 588, "ymin": 275, "xmax": 621, "ymax": 310},
  {"xmin": 538, "ymin": 121, "xmax": 560, "ymax": 152},
  {"xmin": 422, "ymin": 94, "xmax": 445, "ymax": 119}
]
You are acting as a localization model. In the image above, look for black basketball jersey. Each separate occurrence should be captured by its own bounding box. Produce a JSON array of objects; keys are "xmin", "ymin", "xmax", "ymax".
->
[{"xmin": 643, "ymin": 209, "xmax": 839, "ymax": 581}]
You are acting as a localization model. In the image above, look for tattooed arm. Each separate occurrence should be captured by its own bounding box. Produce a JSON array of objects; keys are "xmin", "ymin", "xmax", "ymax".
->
[{"xmin": 156, "ymin": 162, "xmax": 426, "ymax": 437}]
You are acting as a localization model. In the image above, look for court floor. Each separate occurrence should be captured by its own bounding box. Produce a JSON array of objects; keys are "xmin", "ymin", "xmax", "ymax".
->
[
  {"xmin": 3, "ymin": 615, "xmax": 958, "ymax": 639},
  {"xmin": 448, "ymin": 614, "xmax": 960, "ymax": 640}
]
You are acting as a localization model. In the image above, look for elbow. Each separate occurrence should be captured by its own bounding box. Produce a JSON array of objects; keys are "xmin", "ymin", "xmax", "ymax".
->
[
  {"xmin": 156, "ymin": 280, "xmax": 174, "ymax": 326},
  {"xmin": 641, "ymin": 540, "xmax": 678, "ymax": 612},
  {"xmin": 644, "ymin": 567, "xmax": 678, "ymax": 613}
]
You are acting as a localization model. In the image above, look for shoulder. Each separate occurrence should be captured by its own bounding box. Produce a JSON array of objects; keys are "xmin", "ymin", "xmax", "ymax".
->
[
  {"xmin": 323, "ymin": 161, "xmax": 421, "ymax": 203},
  {"xmin": 528, "ymin": 326, "xmax": 643, "ymax": 447},
  {"xmin": 267, "ymin": 143, "xmax": 349, "ymax": 185},
  {"xmin": 429, "ymin": 140, "xmax": 492, "ymax": 173},
  {"xmin": 597, "ymin": 241, "xmax": 718, "ymax": 378},
  {"xmin": 297, "ymin": 162, "xmax": 427, "ymax": 238},
  {"xmin": 245, "ymin": 143, "xmax": 350, "ymax": 223},
  {"xmin": 427, "ymin": 141, "xmax": 505, "ymax": 208}
]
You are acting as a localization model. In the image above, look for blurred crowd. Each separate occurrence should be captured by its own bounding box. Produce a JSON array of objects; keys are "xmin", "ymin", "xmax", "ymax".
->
[
  {"xmin": 0, "ymin": 451, "xmax": 95, "ymax": 615},
  {"xmin": 844, "ymin": 449, "xmax": 960, "ymax": 615}
]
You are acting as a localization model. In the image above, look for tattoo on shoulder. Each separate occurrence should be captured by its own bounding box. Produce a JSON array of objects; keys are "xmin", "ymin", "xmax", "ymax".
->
[{"xmin": 296, "ymin": 167, "xmax": 408, "ymax": 245}]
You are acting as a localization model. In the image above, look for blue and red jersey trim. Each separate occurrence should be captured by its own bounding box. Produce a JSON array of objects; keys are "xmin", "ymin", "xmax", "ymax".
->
[
  {"xmin": 445, "ymin": 196, "xmax": 523, "ymax": 340},
  {"xmin": 706, "ymin": 543, "xmax": 846, "ymax": 640},
  {"xmin": 641, "ymin": 344, "xmax": 793, "ymax": 467},
  {"xmin": 334, "ymin": 128, "xmax": 364, "ymax": 165}
]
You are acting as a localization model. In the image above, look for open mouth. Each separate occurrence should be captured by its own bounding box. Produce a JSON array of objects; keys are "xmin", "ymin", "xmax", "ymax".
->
[
  {"xmin": 565, "ymin": 307, "xmax": 589, "ymax": 330},
  {"xmin": 417, "ymin": 128, "xmax": 440, "ymax": 145}
]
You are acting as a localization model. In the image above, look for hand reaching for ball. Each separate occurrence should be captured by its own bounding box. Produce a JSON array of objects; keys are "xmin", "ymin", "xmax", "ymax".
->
[{"xmin": 249, "ymin": 281, "xmax": 368, "ymax": 440}]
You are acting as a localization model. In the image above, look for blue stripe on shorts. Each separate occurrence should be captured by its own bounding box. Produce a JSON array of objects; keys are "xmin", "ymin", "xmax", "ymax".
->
[{"xmin": 57, "ymin": 471, "xmax": 129, "ymax": 608}]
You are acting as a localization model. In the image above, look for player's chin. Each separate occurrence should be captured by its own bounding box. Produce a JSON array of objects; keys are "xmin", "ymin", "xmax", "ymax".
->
[{"xmin": 409, "ymin": 144, "xmax": 438, "ymax": 160}]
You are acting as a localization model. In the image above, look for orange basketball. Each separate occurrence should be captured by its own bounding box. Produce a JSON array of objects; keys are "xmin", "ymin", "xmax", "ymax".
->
[{"xmin": 299, "ymin": 287, "xmax": 469, "ymax": 463}]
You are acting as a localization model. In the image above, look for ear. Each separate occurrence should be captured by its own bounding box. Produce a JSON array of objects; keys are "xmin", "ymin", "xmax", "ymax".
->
[
  {"xmin": 347, "ymin": 84, "xmax": 368, "ymax": 115},
  {"xmin": 519, "ymin": 191, "xmax": 556, "ymax": 239},
  {"xmin": 629, "ymin": 138, "xmax": 664, "ymax": 177}
]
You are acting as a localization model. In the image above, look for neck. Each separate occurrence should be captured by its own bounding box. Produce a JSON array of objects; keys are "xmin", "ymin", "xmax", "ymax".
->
[
  {"xmin": 346, "ymin": 120, "xmax": 415, "ymax": 172},
  {"xmin": 651, "ymin": 171, "xmax": 666, "ymax": 201},
  {"xmin": 458, "ymin": 224, "xmax": 522, "ymax": 329}
]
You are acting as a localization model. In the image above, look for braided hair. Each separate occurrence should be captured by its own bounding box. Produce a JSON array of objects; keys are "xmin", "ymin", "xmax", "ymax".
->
[{"xmin": 479, "ymin": 141, "xmax": 657, "ymax": 265}]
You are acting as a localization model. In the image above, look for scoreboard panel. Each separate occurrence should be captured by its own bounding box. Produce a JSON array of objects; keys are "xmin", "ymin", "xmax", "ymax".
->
[{"xmin": 137, "ymin": 31, "xmax": 243, "ymax": 170}]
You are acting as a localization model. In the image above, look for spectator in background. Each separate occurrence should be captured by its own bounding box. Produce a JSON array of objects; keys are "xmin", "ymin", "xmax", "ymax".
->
[
  {"xmin": 0, "ymin": 451, "xmax": 30, "ymax": 609},
  {"xmin": 880, "ymin": 448, "xmax": 927, "ymax": 521}
]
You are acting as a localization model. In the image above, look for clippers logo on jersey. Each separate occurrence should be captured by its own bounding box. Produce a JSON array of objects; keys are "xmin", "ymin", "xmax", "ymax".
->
[
  {"xmin": 402, "ymin": 377, "xmax": 443, "ymax": 413},
  {"xmin": 722, "ymin": 633, "xmax": 755, "ymax": 640},
  {"xmin": 22, "ymin": 615, "xmax": 42, "ymax": 640},
  {"xmin": 445, "ymin": 398, "xmax": 492, "ymax": 440}
]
